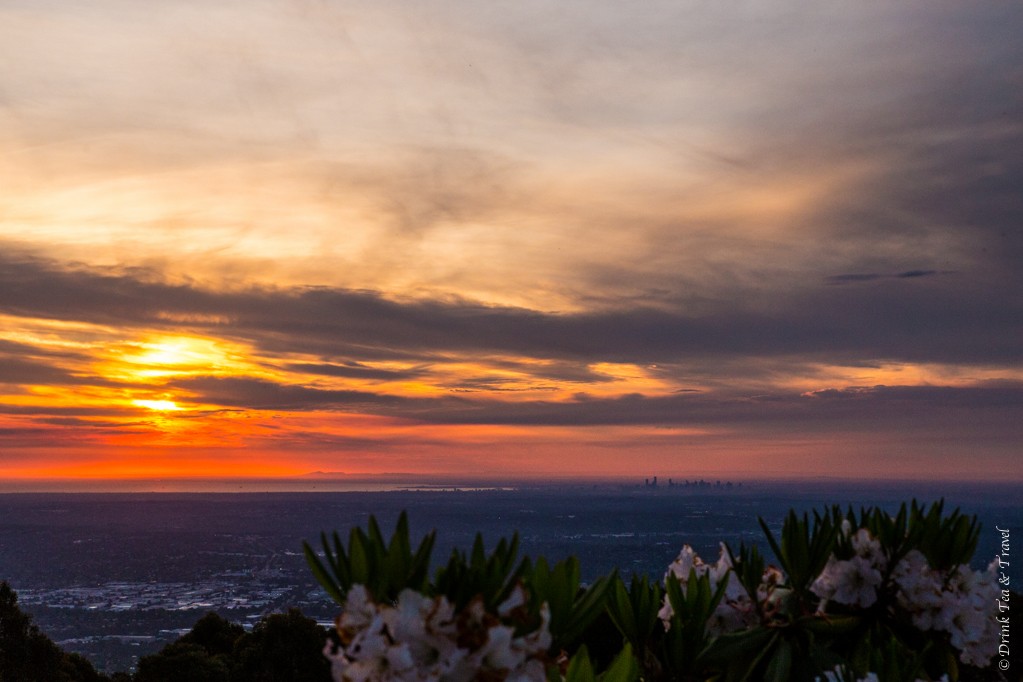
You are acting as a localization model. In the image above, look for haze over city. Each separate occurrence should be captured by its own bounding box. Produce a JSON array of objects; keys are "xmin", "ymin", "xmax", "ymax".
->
[{"xmin": 1, "ymin": 1, "xmax": 1021, "ymax": 483}]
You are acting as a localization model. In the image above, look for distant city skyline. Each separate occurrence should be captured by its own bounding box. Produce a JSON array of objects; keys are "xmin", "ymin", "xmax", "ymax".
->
[{"xmin": 1, "ymin": 1, "xmax": 1021, "ymax": 482}]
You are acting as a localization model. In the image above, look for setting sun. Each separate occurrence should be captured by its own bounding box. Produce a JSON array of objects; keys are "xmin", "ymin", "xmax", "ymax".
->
[
  {"xmin": 117, "ymin": 336, "xmax": 235, "ymax": 378},
  {"xmin": 132, "ymin": 399, "xmax": 183, "ymax": 412}
]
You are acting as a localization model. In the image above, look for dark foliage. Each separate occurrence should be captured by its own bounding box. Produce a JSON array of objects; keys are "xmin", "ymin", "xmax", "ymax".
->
[
  {"xmin": 231, "ymin": 609, "xmax": 331, "ymax": 682},
  {"xmin": 134, "ymin": 642, "xmax": 231, "ymax": 682},
  {"xmin": 0, "ymin": 581, "xmax": 107, "ymax": 682},
  {"xmin": 134, "ymin": 608, "xmax": 330, "ymax": 682}
]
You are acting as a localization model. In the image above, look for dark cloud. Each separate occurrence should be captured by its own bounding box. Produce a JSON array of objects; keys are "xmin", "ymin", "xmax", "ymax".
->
[
  {"xmin": 0, "ymin": 404, "xmax": 140, "ymax": 417},
  {"xmin": 170, "ymin": 376, "xmax": 428, "ymax": 411},
  {"xmin": 0, "ymin": 426, "xmax": 105, "ymax": 448},
  {"xmin": 826, "ymin": 271, "xmax": 943, "ymax": 285},
  {"xmin": 154, "ymin": 369, "xmax": 1023, "ymax": 442},
  {"xmin": 805, "ymin": 69, "xmax": 1023, "ymax": 284},
  {"xmin": 826, "ymin": 274, "xmax": 883, "ymax": 285},
  {"xmin": 248, "ymin": 429, "xmax": 458, "ymax": 453},
  {"xmin": 0, "ymin": 339, "xmax": 92, "ymax": 362},
  {"xmin": 0, "ymin": 355, "xmax": 124, "ymax": 388},
  {"xmin": 284, "ymin": 362, "xmax": 425, "ymax": 381},
  {"xmin": 35, "ymin": 417, "xmax": 145, "ymax": 428},
  {"xmin": 444, "ymin": 377, "xmax": 558, "ymax": 393},
  {"xmin": 1, "ymin": 251, "xmax": 1021, "ymax": 369},
  {"xmin": 483, "ymin": 358, "xmax": 617, "ymax": 384},
  {"xmin": 407, "ymin": 383, "xmax": 1023, "ymax": 432},
  {"xmin": 0, "ymin": 357, "xmax": 80, "ymax": 386}
]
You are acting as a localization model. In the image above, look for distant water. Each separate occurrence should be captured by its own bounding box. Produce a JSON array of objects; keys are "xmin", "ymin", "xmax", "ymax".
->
[
  {"xmin": 0, "ymin": 477, "xmax": 434, "ymax": 493},
  {"xmin": 1, "ymin": 478, "xmax": 1018, "ymax": 579}
]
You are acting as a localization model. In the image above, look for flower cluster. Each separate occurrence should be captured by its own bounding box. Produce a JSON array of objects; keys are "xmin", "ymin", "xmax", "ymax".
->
[
  {"xmin": 656, "ymin": 543, "xmax": 781, "ymax": 635},
  {"xmin": 325, "ymin": 585, "xmax": 550, "ymax": 682},
  {"xmin": 658, "ymin": 522, "xmax": 1000, "ymax": 671},
  {"xmin": 892, "ymin": 550, "xmax": 1000, "ymax": 667},
  {"xmin": 809, "ymin": 522, "xmax": 1000, "ymax": 668},
  {"xmin": 811, "ymin": 524, "xmax": 886, "ymax": 609}
]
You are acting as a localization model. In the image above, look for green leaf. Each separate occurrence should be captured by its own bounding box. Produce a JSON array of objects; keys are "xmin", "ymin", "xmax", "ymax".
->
[
  {"xmin": 599, "ymin": 644, "xmax": 639, "ymax": 682},
  {"xmin": 331, "ymin": 531, "xmax": 350, "ymax": 587},
  {"xmin": 759, "ymin": 517, "xmax": 787, "ymax": 575},
  {"xmin": 606, "ymin": 576, "xmax": 637, "ymax": 641},
  {"xmin": 695, "ymin": 627, "xmax": 776, "ymax": 669},
  {"xmin": 563, "ymin": 573, "xmax": 614, "ymax": 644},
  {"xmin": 564, "ymin": 645, "xmax": 596, "ymax": 682},
  {"xmin": 303, "ymin": 541, "xmax": 344, "ymax": 604},
  {"xmin": 367, "ymin": 515, "xmax": 386, "ymax": 549},
  {"xmin": 349, "ymin": 529, "xmax": 370, "ymax": 587},
  {"xmin": 763, "ymin": 640, "xmax": 792, "ymax": 682}
]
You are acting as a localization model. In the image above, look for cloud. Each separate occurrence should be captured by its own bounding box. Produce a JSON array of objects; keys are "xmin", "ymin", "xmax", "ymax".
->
[
  {"xmin": 406, "ymin": 383, "xmax": 1023, "ymax": 435},
  {"xmin": 159, "ymin": 368, "xmax": 1023, "ymax": 440},
  {"xmin": 825, "ymin": 271, "xmax": 944, "ymax": 285},
  {"xmin": 0, "ymin": 356, "xmax": 86, "ymax": 386},
  {"xmin": 0, "ymin": 427, "xmax": 86, "ymax": 448},
  {"xmin": 1, "ymin": 1, "xmax": 1021, "ymax": 476},
  {"xmin": 284, "ymin": 362, "xmax": 426, "ymax": 381},
  {"xmin": 1, "ymin": 252, "xmax": 1021, "ymax": 371},
  {"xmin": 169, "ymin": 376, "xmax": 423, "ymax": 411},
  {"xmin": 0, "ymin": 353, "xmax": 131, "ymax": 389},
  {"xmin": 0, "ymin": 404, "xmax": 139, "ymax": 417},
  {"xmin": 2, "ymin": 2, "xmax": 1019, "ymax": 314},
  {"xmin": 826, "ymin": 274, "xmax": 884, "ymax": 285}
]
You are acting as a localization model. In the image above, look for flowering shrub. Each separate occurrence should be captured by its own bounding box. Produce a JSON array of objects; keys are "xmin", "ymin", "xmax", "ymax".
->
[
  {"xmin": 307, "ymin": 503, "xmax": 1005, "ymax": 682},
  {"xmin": 325, "ymin": 584, "xmax": 551, "ymax": 681},
  {"xmin": 305, "ymin": 512, "xmax": 619, "ymax": 682},
  {"xmin": 656, "ymin": 543, "xmax": 783, "ymax": 636}
]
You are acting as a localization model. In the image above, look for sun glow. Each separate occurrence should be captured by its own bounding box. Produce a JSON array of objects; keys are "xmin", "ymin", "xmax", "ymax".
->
[
  {"xmin": 92, "ymin": 334, "xmax": 263, "ymax": 384},
  {"xmin": 132, "ymin": 399, "xmax": 183, "ymax": 412},
  {"xmin": 120, "ymin": 336, "xmax": 231, "ymax": 377}
]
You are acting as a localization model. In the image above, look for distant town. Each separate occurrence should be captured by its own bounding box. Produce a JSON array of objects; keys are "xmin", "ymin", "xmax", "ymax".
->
[{"xmin": 641, "ymin": 476, "xmax": 742, "ymax": 490}]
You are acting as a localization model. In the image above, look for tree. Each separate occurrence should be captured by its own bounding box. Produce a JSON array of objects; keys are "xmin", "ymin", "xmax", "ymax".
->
[
  {"xmin": 133, "ymin": 612, "xmax": 241, "ymax": 682},
  {"xmin": 230, "ymin": 609, "xmax": 331, "ymax": 682},
  {"xmin": 0, "ymin": 581, "xmax": 107, "ymax": 682},
  {"xmin": 178, "ymin": 612, "xmax": 244, "ymax": 658},
  {"xmin": 134, "ymin": 642, "xmax": 230, "ymax": 682}
]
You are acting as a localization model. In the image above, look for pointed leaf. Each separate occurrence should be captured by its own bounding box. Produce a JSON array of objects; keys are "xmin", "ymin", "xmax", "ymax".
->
[
  {"xmin": 304, "ymin": 541, "xmax": 345, "ymax": 604},
  {"xmin": 763, "ymin": 640, "xmax": 792, "ymax": 682},
  {"xmin": 599, "ymin": 643, "xmax": 639, "ymax": 682}
]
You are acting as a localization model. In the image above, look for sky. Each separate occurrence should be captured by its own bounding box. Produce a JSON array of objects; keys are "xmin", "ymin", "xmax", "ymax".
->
[{"xmin": 1, "ymin": 1, "xmax": 1021, "ymax": 481}]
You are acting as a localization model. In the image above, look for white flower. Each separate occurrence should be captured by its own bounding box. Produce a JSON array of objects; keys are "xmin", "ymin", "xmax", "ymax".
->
[
  {"xmin": 812, "ymin": 527, "xmax": 888, "ymax": 611},
  {"xmin": 892, "ymin": 550, "xmax": 946, "ymax": 630},
  {"xmin": 659, "ymin": 543, "xmax": 758, "ymax": 635},
  {"xmin": 945, "ymin": 559, "xmax": 1000, "ymax": 667},
  {"xmin": 339, "ymin": 585, "xmax": 377, "ymax": 632},
  {"xmin": 665, "ymin": 544, "xmax": 702, "ymax": 584},
  {"xmin": 326, "ymin": 584, "xmax": 549, "ymax": 682},
  {"xmin": 850, "ymin": 529, "xmax": 886, "ymax": 570},
  {"xmin": 892, "ymin": 551, "xmax": 1001, "ymax": 668},
  {"xmin": 811, "ymin": 555, "xmax": 882, "ymax": 609}
]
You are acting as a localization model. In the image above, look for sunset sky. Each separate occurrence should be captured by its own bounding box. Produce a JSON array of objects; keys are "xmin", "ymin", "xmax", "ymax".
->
[{"xmin": 1, "ymin": 1, "xmax": 1021, "ymax": 481}]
